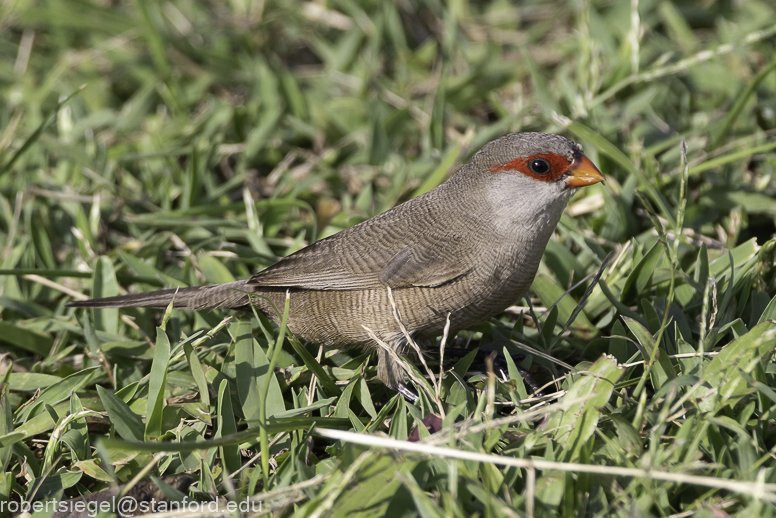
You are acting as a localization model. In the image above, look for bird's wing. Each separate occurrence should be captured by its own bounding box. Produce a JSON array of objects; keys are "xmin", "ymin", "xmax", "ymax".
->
[
  {"xmin": 377, "ymin": 245, "xmax": 473, "ymax": 288},
  {"xmin": 248, "ymin": 238, "xmax": 384, "ymax": 290},
  {"xmin": 249, "ymin": 222, "xmax": 474, "ymax": 291}
]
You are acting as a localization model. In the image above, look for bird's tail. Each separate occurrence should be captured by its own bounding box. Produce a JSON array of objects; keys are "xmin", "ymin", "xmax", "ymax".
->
[{"xmin": 66, "ymin": 280, "xmax": 253, "ymax": 310}]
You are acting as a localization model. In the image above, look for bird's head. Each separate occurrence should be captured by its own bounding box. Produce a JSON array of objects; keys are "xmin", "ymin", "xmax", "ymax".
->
[{"xmin": 459, "ymin": 132, "xmax": 604, "ymax": 231}]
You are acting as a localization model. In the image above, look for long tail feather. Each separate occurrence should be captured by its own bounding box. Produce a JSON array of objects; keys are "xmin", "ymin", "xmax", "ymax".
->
[{"xmin": 66, "ymin": 280, "xmax": 252, "ymax": 310}]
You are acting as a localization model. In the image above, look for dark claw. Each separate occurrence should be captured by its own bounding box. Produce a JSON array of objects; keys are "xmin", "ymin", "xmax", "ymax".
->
[
  {"xmin": 397, "ymin": 384, "xmax": 419, "ymax": 402},
  {"xmin": 516, "ymin": 365, "xmax": 544, "ymax": 396}
]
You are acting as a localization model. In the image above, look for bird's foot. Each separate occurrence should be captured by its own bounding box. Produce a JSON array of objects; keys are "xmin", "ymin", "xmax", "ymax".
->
[{"xmin": 397, "ymin": 384, "xmax": 419, "ymax": 402}]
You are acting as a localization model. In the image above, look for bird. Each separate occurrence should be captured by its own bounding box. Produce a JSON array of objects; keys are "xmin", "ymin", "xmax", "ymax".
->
[{"xmin": 67, "ymin": 132, "xmax": 604, "ymax": 394}]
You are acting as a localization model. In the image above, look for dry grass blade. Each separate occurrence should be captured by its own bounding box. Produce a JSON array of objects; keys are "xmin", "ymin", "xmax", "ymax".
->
[
  {"xmin": 314, "ymin": 428, "xmax": 776, "ymax": 503},
  {"xmin": 386, "ymin": 287, "xmax": 440, "ymax": 392},
  {"xmin": 361, "ymin": 324, "xmax": 441, "ymax": 412}
]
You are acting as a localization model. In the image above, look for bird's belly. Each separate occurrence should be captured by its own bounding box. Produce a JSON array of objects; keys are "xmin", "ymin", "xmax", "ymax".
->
[{"xmin": 412, "ymin": 275, "xmax": 533, "ymax": 338}]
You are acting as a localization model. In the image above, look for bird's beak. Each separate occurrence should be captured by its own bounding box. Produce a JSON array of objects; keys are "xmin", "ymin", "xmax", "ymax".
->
[{"xmin": 566, "ymin": 153, "xmax": 604, "ymax": 188}]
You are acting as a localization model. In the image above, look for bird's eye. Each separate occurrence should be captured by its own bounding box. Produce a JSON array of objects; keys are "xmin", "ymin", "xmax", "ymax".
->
[{"xmin": 529, "ymin": 158, "xmax": 550, "ymax": 175}]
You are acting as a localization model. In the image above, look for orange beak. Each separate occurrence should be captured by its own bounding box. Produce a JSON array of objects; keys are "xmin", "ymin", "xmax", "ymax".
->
[{"xmin": 566, "ymin": 153, "xmax": 604, "ymax": 188}]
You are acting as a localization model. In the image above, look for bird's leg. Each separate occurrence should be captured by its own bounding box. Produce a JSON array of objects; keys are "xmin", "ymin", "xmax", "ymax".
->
[
  {"xmin": 377, "ymin": 345, "xmax": 406, "ymax": 389},
  {"xmin": 376, "ymin": 338, "xmax": 419, "ymax": 401}
]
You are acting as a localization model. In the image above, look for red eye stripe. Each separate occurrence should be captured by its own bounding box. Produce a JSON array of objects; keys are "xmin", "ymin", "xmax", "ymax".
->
[{"xmin": 488, "ymin": 153, "xmax": 571, "ymax": 182}]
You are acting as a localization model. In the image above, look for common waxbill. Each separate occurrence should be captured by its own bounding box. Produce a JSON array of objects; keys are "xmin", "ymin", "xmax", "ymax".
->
[{"xmin": 67, "ymin": 132, "xmax": 604, "ymax": 391}]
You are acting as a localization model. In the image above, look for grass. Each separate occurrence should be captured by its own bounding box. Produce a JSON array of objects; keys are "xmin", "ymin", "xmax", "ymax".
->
[{"xmin": 1, "ymin": 0, "xmax": 776, "ymax": 516}]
